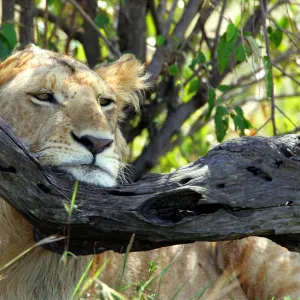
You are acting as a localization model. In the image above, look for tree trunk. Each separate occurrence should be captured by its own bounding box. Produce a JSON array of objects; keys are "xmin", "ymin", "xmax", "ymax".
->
[
  {"xmin": 19, "ymin": 0, "xmax": 34, "ymax": 45},
  {"xmin": 117, "ymin": 0, "xmax": 147, "ymax": 60},
  {"xmin": 2, "ymin": 0, "xmax": 15, "ymax": 23},
  {"xmin": 80, "ymin": 0, "xmax": 101, "ymax": 67}
]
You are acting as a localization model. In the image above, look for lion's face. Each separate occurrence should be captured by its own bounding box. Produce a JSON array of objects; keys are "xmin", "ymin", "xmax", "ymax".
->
[{"xmin": 0, "ymin": 46, "xmax": 147, "ymax": 187}]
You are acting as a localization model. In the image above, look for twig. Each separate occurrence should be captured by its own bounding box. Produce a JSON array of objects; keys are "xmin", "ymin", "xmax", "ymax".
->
[
  {"xmin": 65, "ymin": 0, "xmax": 121, "ymax": 57},
  {"xmin": 260, "ymin": 0, "xmax": 276, "ymax": 136},
  {"xmin": 255, "ymin": 117, "xmax": 271, "ymax": 135},
  {"xmin": 219, "ymin": 49, "xmax": 296, "ymax": 97},
  {"xmin": 64, "ymin": 6, "xmax": 77, "ymax": 55},
  {"xmin": 232, "ymin": 93, "xmax": 300, "ymax": 105},
  {"xmin": 268, "ymin": 0, "xmax": 290, "ymax": 13},
  {"xmin": 211, "ymin": 0, "xmax": 227, "ymax": 59},
  {"xmin": 283, "ymin": 127, "xmax": 300, "ymax": 134},
  {"xmin": 267, "ymin": 17, "xmax": 300, "ymax": 53},
  {"xmin": 35, "ymin": 8, "xmax": 84, "ymax": 44},
  {"xmin": 273, "ymin": 64, "xmax": 300, "ymax": 86},
  {"xmin": 275, "ymin": 105, "xmax": 298, "ymax": 129},
  {"xmin": 148, "ymin": 0, "xmax": 202, "ymax": 79},
  {"xmin": 284, "ymin": 0, "xmax": 299, "ymax": 48},
  {"xmin": 199, "ymin": 18, "xmax": 213, "ymax": 51}
]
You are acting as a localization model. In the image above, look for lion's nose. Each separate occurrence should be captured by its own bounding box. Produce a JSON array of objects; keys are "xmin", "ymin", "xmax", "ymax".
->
[{"xmin": 72, "ymin": 132, "xmax": 113, "ymax": 155}]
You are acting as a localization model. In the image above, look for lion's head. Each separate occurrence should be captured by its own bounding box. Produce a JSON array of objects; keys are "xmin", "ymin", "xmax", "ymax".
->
[{"xmin": 0, "ymin": 45, "xmax": 148, "ymax": 186}]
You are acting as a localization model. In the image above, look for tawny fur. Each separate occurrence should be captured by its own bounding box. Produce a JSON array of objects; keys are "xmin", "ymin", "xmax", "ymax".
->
[{"xmin": 0, "ymin": 46, "xmax": 299, "ymax": 300}]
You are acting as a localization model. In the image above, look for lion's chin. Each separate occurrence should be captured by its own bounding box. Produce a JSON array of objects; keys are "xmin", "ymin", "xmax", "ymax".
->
[{"xmin": 60, "ymin": 165, "xmax": 117, "ymax": 187}]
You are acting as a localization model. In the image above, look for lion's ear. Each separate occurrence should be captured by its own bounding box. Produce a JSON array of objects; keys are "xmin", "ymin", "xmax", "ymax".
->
[{"xmin": 95, "ymin": 54, "xmax": 150, "ymax": 111}]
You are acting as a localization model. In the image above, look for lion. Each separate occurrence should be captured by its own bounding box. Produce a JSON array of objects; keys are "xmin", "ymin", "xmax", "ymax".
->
[{"xmin": 0, "ymin": 45, "xmax": 299, "ymax": 300}]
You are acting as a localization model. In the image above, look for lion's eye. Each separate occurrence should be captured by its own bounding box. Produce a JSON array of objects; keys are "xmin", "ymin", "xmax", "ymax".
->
[
  {"xmin": 33, "ymin": 93, "xmax": 56, "ymax": 103},
  {"xmin": 99, "ymin": 98, "xmax": 114, "ymax": 107}
]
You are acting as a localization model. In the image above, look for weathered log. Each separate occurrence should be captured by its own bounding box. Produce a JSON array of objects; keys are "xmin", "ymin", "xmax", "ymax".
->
[{"xmin": 0, "ymin": 118, "xmax": 300, "ymax": 255}]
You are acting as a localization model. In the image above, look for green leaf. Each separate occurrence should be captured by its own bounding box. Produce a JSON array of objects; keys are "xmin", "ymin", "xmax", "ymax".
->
[
  {"xmin": 197, "ymin": 51, "xmax": 206, "ymax": 64},
  {"xmin": 234, "ymin": 106, "xmax": 244, "ymax": 116},
  {"xmin": 1, "ymin": 23, "xmax": 17, "ymax": 49},
  {"xmin": 189, "ymin": 58, "xmax": 198, "ymax": 70},
  {"xmin": 267, "ymin": 26, "xmax": 273, "ymax": 34},
  {"xmin": 187, "ymin": 78, "xmax": 201, "ymax": 94},
  {"xmin": 234, "ymin": 44, "xmax": 249, "ymax": 61},
  {"xmin": 53, "ymin": 0, "xmax": 63, "ymax": 14},
  {"xmin": 0, "ymin": 34, "xmax": 11, "ymax": 60},
  {"xmin": 217, "ymin": 85, "xmax": 230, "ymax": 92},
  {"xmin": 95, "ymin": 11, "xmax": 110, "ymax": 28},
  {"xmin": 156, "ymin": 35, "xmax": 165, "ymax": 46},
  {"xmin": 226, "ymin": 23, "xmax": 237, "ymax": 42},
  {"xmin": 269, "ymin": 29, "xmax": 283, "ymax": 48},
  {"xmin": 214, "ymin": 106, "xmax": 229, "ymax": 142},
  {"xmin": 232, "ymin": 111, "xmax": 251, "ymax": 136},
  {"xmin": 217, "ymin": 31, "xmax": 238, "ymax": 73},
  {"xmin": 189, "ymin": 52, "xmax": 206, "ymax": 69},
  {"xmin": 217, "ymin": 105, "xmax": 229, "ymax": 116},
  {"xmin": 168, "ymin": 64, "xmax": 179, "ymax": 76},
  {"xmin": 206, "ymin": 88, "xmax": 216, "ymax": 120},
  {"xmin": 233, "ymin": 114, "xmax": 245, "ymax": 133},
  {"xmin": 245, "ymin": 36, "xmax": 260, "ymax": 63},
  {"xmin": 208, "ymin": 88, "xmax": 216, "ymax": 101},
  {"xmin": 243, "ymin": 31, "xmax": 252, "ymax": 36},
  {"xmin": 244, "ymin": 118, "xmax": 252, "ymax": 129},
  {"xmin": 279, "ymin": 16, "xmax": 289, "ymax": 29}
]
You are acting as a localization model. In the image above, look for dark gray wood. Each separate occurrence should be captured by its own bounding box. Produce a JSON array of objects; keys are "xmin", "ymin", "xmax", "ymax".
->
[{"xmin": 0, "ymin": 118, "xmax": 300, "ymax": 255}]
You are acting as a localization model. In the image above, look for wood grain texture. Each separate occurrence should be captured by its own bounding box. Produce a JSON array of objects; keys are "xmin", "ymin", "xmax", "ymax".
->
[{"xmin": 0, "ymin": 118, "xmax": 300, "ymax": 255}]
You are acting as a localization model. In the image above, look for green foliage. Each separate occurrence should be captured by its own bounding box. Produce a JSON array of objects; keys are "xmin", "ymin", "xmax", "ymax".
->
[
  {"xmin": 216, "ymin": 22, "xmax": 263, "ymax": 73},
  {"xmin": 1, "ymin": 23, "xmax": 17, "ymax": 48},
  {"xmin": 168, "ymin": 64, "xmax": 179, "ymax": 76},
  {"xmin": 187, "ymin": 78, "xmax": 201, "ymax": 95},
  {"xmin": 189, "ymin": 51, "xmax": 206, "ymax": 69},
  {"xmin": 156, "ymin": 35, "xmax": 165, "ymax": 46},
  {"xmin": 118, "ymin": 234, "xmax": 135, "ymax": 291},
  {"xmin": 268, "ymin": 27, "xmax": 283, "ymax": 48},
  {"xmin": 217, "ymin": 85, "xmax": 230, "ymax": 92},
  {"xmin": 232, "ymin": 106, "xmax": 252, "ymax": 135},
  {"xmin": 214, "ymin": 105, "xmax": 229, "ymax": 142},
  {"xmin": 234, "ymin": 44, "xmax": 251, "ymax": 61},
  {"xmin": 208, "ymin": 86, "xmax": 252, "ymax": 142},
  {"xmin": 206, "ymin": 88, "xmax": 216, "ymax": 120},
  {"xmin": 0, "ymin": 23, "xmax": 17, "ymax": 60},
  {"xmin": 226, "ymin": 23, "xmax": 237, "ymax": 42},
  {"xmin": 48, "ymin": 0, "xmax": 63, "ymax": 15},
  {"xmin": 217, "ymin": 23, "xmax": 239, "ymax": 73},
  {"xmin": 263, "ymin": 56, "xmax": 273, "ymax": 98},
  {"xmin": 95, "ymin": 11, "xmax": 110, "ymax": 28}
]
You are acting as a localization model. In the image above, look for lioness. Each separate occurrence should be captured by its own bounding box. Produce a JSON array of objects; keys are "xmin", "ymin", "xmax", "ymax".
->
[{"xmin": 0, "ymin": 46, "xmax": 299, "ymax": 300}]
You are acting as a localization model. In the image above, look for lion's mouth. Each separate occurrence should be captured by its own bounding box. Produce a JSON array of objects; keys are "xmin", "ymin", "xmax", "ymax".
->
[{"xmin": 60, "ymin": 163, "xmax": 115, "ymax": 178}]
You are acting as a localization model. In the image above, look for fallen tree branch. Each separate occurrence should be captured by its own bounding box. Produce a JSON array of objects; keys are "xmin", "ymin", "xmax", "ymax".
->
[{"xmin": 0, "ymin": 118, "xmax": 300, "ymax": 255}]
